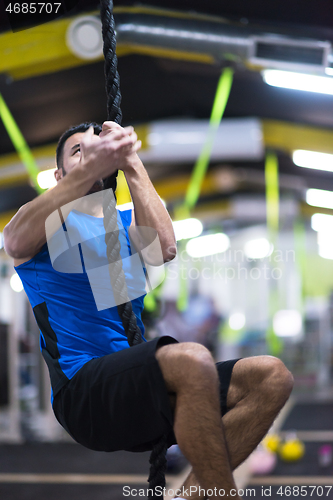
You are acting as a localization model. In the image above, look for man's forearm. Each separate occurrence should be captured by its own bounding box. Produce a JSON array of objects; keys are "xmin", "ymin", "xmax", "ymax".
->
[
  {"xmin": 124, "ymin": 155, "xmax": 177, "ymax": 262},
  {"xmin": 4, "ymin": 165, "xmax": 95, "ymax": 259}
]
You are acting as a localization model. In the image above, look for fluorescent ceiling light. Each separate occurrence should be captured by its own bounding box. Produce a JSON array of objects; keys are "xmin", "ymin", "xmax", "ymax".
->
[
  {"xmin": 311, "ymin": 213, "xmax": 333, "ymax": 259},
  {"xmin": 311, "ymin": 215, "xmax": 333, "ymax": 259},
  {"xmin": 37, "ymin": 169, "xmax": 57, "ymax": 189},
  {"xmin": 173, "ymin": 218, "xmax": 203, "ymax": 241},
  {"xmin": 273, "ymin": 309, "xmax": 302, "ymax": 337},
  {"xmin": 10, "ymin": 273, "xmax": 24, "ymax": 293},
  {"xmin": 244, "ymin": 238, "xmax": 273, "ymax": 260},
  {"xmin": 229, "ymin": 312, "xmax": 246, "ymax": 331},
  {"xmin": 262, "ymin": 69, "xmax": 333, "ymax": 95},
  {"xmin": 306, "ymin": 188, "xmax": 333, "ymax": 209},
  {"xmin": 317, "ymin": 231, "xmax": 333, "ymax": 246},
  {"xmin": 311, "ymin": 213, "xmax": 333, "ymax": 232},
  {"xmin": 293, "ymin": 150, "xmax": 333, "ymax": 172},
  {"xmin": 318, "ymin": 229, "xmax": 333, "ymax": 259},
  {"xmin": 318, "ymin": 245, "xmax": 333, "ymax": 260},
  {"xmin": 186, "ymin": 232, "xmax": 230, "ymax": 258}
]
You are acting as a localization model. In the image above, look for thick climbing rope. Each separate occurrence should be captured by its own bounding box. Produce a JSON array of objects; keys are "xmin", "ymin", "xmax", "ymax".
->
[{"xmin": 99, "ymin": 0, "xmax": 168, "ymax": 497}]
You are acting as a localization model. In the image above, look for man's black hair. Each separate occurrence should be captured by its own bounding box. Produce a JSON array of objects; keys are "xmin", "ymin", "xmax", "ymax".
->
[{"xmin": 56, "ymin": 122, "xmax": 117, "ymax": 193}]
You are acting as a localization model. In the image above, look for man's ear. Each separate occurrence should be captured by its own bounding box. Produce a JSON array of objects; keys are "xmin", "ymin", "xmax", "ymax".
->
[{"xmin": 54, "ymin": 168, "xmax": 63, "ymax": 182}]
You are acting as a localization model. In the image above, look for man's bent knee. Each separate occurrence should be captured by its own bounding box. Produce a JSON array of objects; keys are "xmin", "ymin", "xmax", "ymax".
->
[
  {"xmin": 261, "ymin": 356, "xmax": 294, "ymax": 398},
  {"xmin": 227, "ymin": 355, "xmax": 293, "ymax": 410},
  {"xmin": 155, "ymin": 342, "xmax": 218, "ymax": 394}
]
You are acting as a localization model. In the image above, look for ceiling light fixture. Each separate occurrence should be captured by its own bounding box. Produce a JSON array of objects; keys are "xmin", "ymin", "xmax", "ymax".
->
[
  {"xmin": 317, "ymin": 231, "xmax": 333, "ymax": 260},
  {"xmin": 262, "ymin": 69, "xmax": 333, "ymax": 95},
  {"xmin": 293, "ymin": 150, "xmax": 333, "ymax": 172},
  {"xmin": 186, "ymin": 233, "xmax": 230, "ymax": 258},
  {"xmin": 311, "ymin": 213, "xmax": 333, "ymax": 232},
  {"xmin": 318, "ymin": 244, "xmax": 333, "ymax": 260},
  {"xmin": 310, "ymin": 214, "xmax": 333, "ymax": 260},
  {"xmin": 37, "ymin": 169, "xmax": 57, "ymax": 189},
  {"xmin": 173, "ymin": 218, "xmax": 203, "ymax": 241},
  {"xmin": 244, "ymin": 238, "xmax": 273, "ymax": 260},
  {"xmin": 306, "ymin": 188, "xmax": 333, "ymax": 210},
  {"xmin": 229, "ymin": 312, "xmax": 246, "ymax": 331},
  {"xmin": 273, "ymin": 309, "xmax": 302, "ymax": 337}
]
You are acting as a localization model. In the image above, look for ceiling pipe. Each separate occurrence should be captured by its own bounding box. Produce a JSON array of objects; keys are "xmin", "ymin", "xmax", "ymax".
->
[
  {"xmin": 115, "ymin": 15, "xmax": 252, "ymax": 62},
  {"xmin": 112, "ymin": 9, "xmax": 332, "ymax": 74},
  {"xmin": 65, "ymin": 8, "xmax": 332, "ymax": 72}
]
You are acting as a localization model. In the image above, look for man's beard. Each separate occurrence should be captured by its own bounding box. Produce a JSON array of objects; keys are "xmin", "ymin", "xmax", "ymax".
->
[{"xmin": 86, "ymin": 179, "xmax": 104, "ymax": 195}]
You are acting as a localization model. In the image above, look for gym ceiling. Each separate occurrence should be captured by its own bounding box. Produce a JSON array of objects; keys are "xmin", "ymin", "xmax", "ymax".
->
[{"xmin": 0, "ymin": 0, "xmax": 333, "ymax": 229}]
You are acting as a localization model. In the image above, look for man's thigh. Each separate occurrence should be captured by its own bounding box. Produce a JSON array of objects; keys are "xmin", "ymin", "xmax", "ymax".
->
[{"xmin": 52, "ymin": 336, "xmax": 178, "ymax": 453}]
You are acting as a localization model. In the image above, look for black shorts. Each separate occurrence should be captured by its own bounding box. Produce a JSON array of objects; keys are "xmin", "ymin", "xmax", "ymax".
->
[{"xmin": 52, "ymin": 336, "xmax": 240, "ymax": 453}]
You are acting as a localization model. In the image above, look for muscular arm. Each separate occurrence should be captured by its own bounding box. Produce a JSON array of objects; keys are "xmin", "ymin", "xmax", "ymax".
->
[
  {"xmin": 100, "ymin": 122, "xmax": 177, "ymax": 265},
  {"xmin": 99, "ymin": 121, "xmax": 176, "ymax": 264},
  {"xmin": 125, "ymin": 155, "xmax": 177, "ymax": 264},
  {"xmin": 4, "ymin": 166, "xmax": 96, "ymax": 261}
]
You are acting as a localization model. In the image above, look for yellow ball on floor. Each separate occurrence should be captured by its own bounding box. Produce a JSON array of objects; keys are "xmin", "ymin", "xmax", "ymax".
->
[
  {"xmin": 263, "ymin": 434, "xmax": 281, "ymax": 453},
  {"xmin": 279, "ymin": 439, "xmax": 305, "ymax": 462}
]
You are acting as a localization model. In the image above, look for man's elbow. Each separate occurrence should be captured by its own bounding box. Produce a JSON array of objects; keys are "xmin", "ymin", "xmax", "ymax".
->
[
  {"xmin": 3, "ymin": 225, "xmax": 29, "ymax": 259},
  {"xmin": 3, "ymin": 225, "xmax": 16, "ymax": 258},
  {"xmin": 143, "ymin": 241, "xmax": 177, "ymax": 265},
  {"xmin": 162, "ymin": 242, "xmax": 177, "ymax": 263},
  {"xmin": 3, "ymin": 234, "xmax": 21, "ymax": 259}
]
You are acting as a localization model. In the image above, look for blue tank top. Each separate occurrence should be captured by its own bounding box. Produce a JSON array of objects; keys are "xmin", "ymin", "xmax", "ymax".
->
[{"xmin": 15, "ymin": 208, "xmax": 146, "ymax": 402}]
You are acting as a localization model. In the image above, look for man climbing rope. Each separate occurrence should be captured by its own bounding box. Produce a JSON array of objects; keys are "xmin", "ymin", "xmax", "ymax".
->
[{"xmin": 4, "ymin": 120, "xmax": 293, "ymax": 500}]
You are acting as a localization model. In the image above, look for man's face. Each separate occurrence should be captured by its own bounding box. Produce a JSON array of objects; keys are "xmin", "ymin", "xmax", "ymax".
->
[
  {"xmin": 55, "ymin": 132, "xmax": 103, "ymax": 194},
  {"xmin": 56, "ymin": 132, "xmax": 85, "ymax": 179}
]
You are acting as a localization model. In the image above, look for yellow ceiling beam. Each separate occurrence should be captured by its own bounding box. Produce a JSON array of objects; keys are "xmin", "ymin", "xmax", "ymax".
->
[
  {"xmin": 0, "ymin": 8, "xmax": 217, "ymax": 81},
  {"xmin": 0, "ymin": 210, "xmax": 17, "ymax": 232},
  {"xmin": 0, "ymin": 17, "xmax": 90, "ymax": 80},
  {"xmin": 262, "ymin": 120, "xmax": 333, "ymax": 155},
  {"xmin": 154, "ymin": 173, "xmax": 219, "ymax": 201}
]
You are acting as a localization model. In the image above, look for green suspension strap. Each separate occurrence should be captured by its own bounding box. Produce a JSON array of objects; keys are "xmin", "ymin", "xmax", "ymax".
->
[
  {"xmin": 293, "ymin": 217, "xmax": 307, "ymax": 330},
  {"xmin": 184, "ymin": 66, "xmax": 234, "ymax": 213},
  {"xmin": 176, "ymin": 67, "xmax": 234, "ymax": 311},
  {"xmin": 265, "ymin": 151, "xmax": 279, "ymax": 241},
  {"xmin": 0, "ymin": 93, "xmax": 43, "ymax": 194},
  {"xmin": 265, "ymin": 151, "xmax": 283, "ymax": 355}
]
